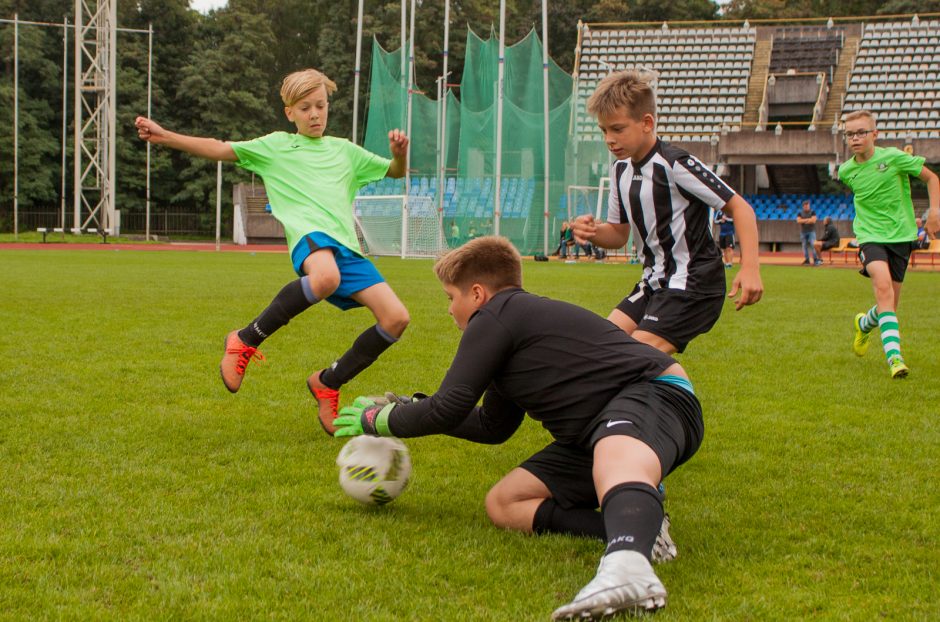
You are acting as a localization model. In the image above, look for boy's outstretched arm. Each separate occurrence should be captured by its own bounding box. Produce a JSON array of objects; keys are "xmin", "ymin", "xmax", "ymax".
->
[
  {"xmin": 385, "ymin": 129, "xmax": 409, "ymax": 178},
  {"xmin": 722, "ymin": 194, "xmax": 763, "ymax": 310},
  {"xmin": 135, "ymin": 116, "xmax": 237, "ymax": 162},
  {"xmin": 919, "ymin": 165, "xmax": 940, "ymax": 238},
  {"xmin": 571, "ymin": 215, "xmax": 630, "ymax": 248}
]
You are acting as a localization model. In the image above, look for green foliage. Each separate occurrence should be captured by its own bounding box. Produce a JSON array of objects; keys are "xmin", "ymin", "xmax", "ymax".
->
[
  {"xmin": 0, "ymin": 0, "xmax": 931, "ymax": 224},
  {"xmin": 0, "ymin": 253, "xmax": 939, "ymax": 619}
]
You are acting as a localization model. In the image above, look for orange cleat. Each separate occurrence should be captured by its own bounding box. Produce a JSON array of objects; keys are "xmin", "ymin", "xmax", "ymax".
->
[
  {"xmin": 307, "ymin": 371, "xmax": 340, "ymax": 436},
  {"xmin": 219, "ymin": 330, "xmax": 265, "ymax": 393}
]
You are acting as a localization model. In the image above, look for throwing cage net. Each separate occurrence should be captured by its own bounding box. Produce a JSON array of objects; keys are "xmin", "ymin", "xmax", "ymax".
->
[{"xmin": 362, "ymin": 28, "xmax": 591, "ymax": 256}]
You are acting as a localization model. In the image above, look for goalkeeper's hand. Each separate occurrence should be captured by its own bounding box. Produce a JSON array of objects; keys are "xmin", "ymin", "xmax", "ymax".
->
[{"xmin": 334, "ymin": 396, "xmax": 396, "ymax": 437}]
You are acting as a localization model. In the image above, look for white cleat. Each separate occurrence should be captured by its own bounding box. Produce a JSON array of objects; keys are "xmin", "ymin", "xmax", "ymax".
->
[
  {"xmin": 551, "ymin": 550, "xmax": 667, "ymax": 620},
  {"xmin": 651, "ymin": 514, "xmax": 677, "ymax": 563}
]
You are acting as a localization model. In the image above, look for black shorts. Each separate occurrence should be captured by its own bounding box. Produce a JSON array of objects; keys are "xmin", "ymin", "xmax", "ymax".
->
[
  {"xmin": 718, "ymin": 234, "xmax": 735, "ymax": 250},
  {"xmin": 615, "ymin": 283, "xmax": 725, "ymax": 353},
  {"xmin": 519, "ymin": 382, "xmax": 704, "ymax": 510},
  {"xmin": 858, "ymin": 242, "xmax": 915, "ymax": 283},
  {"xmin": 820, "ymin": 239, "xmax": 839, "ymax": 251}
]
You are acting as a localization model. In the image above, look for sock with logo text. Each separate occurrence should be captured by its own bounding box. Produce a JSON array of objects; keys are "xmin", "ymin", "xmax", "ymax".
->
[
  {"xmin": 238, "ymin": 277, "xmax": 318, "ymax": 347},
  {"xmin": 601, "ymin": 482, "xmax": 664, "ymax": 560}
]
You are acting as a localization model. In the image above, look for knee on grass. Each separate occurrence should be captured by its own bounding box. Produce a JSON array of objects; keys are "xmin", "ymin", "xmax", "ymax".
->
[{"xmin": 484, "ymin": 483, "xmax": 533, "ymax": 532}]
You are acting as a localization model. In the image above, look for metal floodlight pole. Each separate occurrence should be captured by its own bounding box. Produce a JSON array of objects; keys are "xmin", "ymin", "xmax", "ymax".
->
[
  {"xmin": 402, "ymin": 0, "xmax": 417, "ymax": 259},
  {"xmin": 541, "ymin": 0, "xmax": 550, "ymax": 255},
  {"xmin": 400, "ymin": 0, "xmax": 406, "ymax": 105},
  {"xmin": 352, "ymin": 0, "xmax": 364, "ymax": 144},
  {"xmin": 73, "ymin": 0, "xmax": 117, "ymax": 234},
  {"xmin": 146, "ymin": 23, "xmax": 153, "ymax": 241},
  {"xmin": 13, "ymin": 14, "xmax": 18, "ymax": 240},
  {"xmin": 437, "ymin": 0, "xmax": 450, "ymax": 248},
  {"xmin": 215, "ymin": 161, "xmax": 222, "ymax": 251},
  {"xmin": 494, "ymin": 0, "xmax": 506, "ymax": 237},
  {"xmin": 107, "ymin": 0, "xmax": 116, "ymax": 235},
  {"xmin": 61, "ymin": 17, "xmax": 69, "ymax": 231},
  {"xmin": 72, "ymin": 1, "xmax": 81, "ymax": 232}
]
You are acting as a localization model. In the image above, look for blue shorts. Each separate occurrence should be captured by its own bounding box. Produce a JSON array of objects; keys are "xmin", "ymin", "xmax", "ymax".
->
[{"xmin": 290, "ymin": 232, "xmax": 385, "ymax": 310}]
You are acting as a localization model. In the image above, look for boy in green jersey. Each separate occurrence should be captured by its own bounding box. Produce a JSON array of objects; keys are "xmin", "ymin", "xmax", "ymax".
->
[
  {"xmin": 136, "ymin": 69, "xmax": 410, "ymax": 432},
  {"xmin": 838, "ymin": 110, "xmax": 940, "ymax": 378}
]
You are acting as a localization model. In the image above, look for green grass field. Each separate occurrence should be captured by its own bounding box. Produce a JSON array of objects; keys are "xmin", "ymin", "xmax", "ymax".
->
[{"xmin": 1, "ymin": 249, "xmax": 937, "ymax": 621}]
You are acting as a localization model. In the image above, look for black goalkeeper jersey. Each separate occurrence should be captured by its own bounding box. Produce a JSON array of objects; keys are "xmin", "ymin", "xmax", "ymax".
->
[{"xmin": 387, "ymin": 288, "xmax": 676, "ymax": 446}]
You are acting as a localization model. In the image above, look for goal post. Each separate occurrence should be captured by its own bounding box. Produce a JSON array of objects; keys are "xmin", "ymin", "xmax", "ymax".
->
[{"xmin": 353, "ymin": 195, "xmax": 448, "ymax": 258}]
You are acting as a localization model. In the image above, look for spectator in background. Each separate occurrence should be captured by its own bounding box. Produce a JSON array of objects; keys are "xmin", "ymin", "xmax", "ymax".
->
[
  {"xmin": 450, "ymin": 221, "xmax": 461, "ymax": 248},
  {"xmin": 915, "ymin": 217, "xmax": 930, "ymax": 249},
  {"xmin": 814, "ymin": 216, "xmax": 841, "ymax": 256},
  {"xmin": 797, "ymin": 200, "xmax": 823, "ymax": 266},
  {"xmin": 715, "ymin": 209, "xmax": 735, "ymax": 268}
]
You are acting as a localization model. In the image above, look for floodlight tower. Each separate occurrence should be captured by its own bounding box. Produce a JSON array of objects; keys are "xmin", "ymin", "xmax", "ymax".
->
[{"xmin": 73, "ymin": 0, "xmax": 117, "ymax": 233}]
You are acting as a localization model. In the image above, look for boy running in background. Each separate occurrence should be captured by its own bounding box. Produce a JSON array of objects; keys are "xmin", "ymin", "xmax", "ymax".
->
[
  {"xmin": 136, "ymin": 69, "xmax": 411, "ymax": 433},
  {"xmin": 334, "ymin": 237, "xmax": 704, "ymax": 619},
  {"xmin": 839, "ymin": 109, "xmax": 940, "ymax": 378},
  {"xmin": 572, "ymin": 70, "xmax": 763, "ymax": 356}
]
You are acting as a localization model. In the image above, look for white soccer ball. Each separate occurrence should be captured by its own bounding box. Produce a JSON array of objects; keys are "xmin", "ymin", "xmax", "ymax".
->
[{"xmin": 336, "ymin": 436, "xmax": 411, "ymax": 506}]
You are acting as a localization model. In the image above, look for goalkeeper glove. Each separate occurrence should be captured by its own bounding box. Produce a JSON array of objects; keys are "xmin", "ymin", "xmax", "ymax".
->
[{"xmin": 334, "ymin": 396, "xmax": 396, "ymax": 437}]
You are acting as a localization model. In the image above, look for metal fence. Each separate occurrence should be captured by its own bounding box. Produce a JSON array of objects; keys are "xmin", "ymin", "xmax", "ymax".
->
[{"xmin": 0, "ymin": 208, "xmax": 229, "ymax": 238}]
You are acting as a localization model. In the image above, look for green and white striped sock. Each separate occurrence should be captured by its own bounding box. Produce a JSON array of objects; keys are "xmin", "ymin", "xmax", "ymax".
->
[
  {"xmin": 859, "ymin": 305, "xmax": 879, "ymax": 333},
  {"xmin": 878, "ymin": 311, "xmax": 902, "ymax": 362}
]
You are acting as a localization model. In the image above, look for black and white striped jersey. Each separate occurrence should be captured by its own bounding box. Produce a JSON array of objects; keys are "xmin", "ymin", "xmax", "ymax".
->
[{"xmin": 609, "ymin": 139, "xmax": 736, "ymax": 295}]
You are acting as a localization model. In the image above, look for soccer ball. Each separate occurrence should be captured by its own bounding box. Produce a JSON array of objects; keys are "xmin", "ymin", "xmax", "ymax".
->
[{"xmin": 336, "ymin": 436, "xmax": 411, "ymax": 506}]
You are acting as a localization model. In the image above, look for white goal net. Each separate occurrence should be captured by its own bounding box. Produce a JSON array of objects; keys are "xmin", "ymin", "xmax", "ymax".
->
[{"xmin": 353, "ymin": 195, "xmax": 448, "ymax": 258}]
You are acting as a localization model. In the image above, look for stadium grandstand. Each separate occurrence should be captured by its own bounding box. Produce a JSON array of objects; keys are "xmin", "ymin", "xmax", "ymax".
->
[{"xmin": 236, "ymin": 13, "xmax": 940, "ymax": 256}]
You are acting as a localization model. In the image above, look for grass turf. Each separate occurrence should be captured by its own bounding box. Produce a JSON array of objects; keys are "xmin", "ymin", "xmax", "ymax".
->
[{"xmin": 0, "ymin": 249, "xmax": 937, "ymax": 620}]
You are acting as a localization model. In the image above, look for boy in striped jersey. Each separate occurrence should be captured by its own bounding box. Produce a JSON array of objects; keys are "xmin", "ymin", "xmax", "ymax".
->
[
  {"xmin": 572, "ymin": 70, "xmax": 763, "ymax": 356},
  {"xmin": 838, "ymin": 110, "xmax": 939, "ymax": 378}
]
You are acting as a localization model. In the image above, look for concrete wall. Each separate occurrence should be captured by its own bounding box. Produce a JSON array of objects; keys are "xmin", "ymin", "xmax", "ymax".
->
[{"xmin": 719, "ymin": 130, "xmax": 940, "ymax": 165}]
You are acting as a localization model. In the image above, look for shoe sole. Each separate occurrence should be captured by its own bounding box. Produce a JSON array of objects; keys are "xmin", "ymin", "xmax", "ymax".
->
[
  {"xmin": 652, "ymin": 514, "xmax": 677, "ymax": 563},
  {"xmin": 553, "ymin": 588, "xmax": 667, "ymax": 620},
  {"xmin": 307, "ymin": 376, "xmax": 338, "ymax": 436},
  {"xmin": 891, "ymin": 367, "xmax": 909, "ymax": 379}
]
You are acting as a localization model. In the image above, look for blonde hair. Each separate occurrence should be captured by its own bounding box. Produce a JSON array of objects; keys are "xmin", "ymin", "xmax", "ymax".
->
[
  {"xmin": 280, "ymin": 69, "xmax": 337, "ymax": 106},
  {"xmin": 843, "ymin": 109, "xmax": 876, "ymax": 126},
  {"xmin": 587, "ymin": 69, "xmax": 657, "ymax": 120},
  {"xmin": 434, "ymin": 236, "xmax": 522, "ymax": 291}
]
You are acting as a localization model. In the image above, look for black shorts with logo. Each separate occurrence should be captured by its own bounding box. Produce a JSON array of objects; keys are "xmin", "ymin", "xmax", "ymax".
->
[
  {"xmin": 858, "ymin": 241, "xmax": 915, "ymax": 283},
  {"xmin": 718, "ymin": 233, "xmax": 735, "ymax": 250},
  {"xmin": 615, "ymin": 283, "xmax": 725, "ymax": 353},
  {"xmin": 519, "ymin": 382, "xmax": 703, "ymax": 509}
]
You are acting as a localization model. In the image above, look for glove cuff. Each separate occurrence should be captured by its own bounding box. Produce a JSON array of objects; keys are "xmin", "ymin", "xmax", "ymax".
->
[{"xmin": 361, "ymin": 403, "xmax": 395, "ymax": 436}]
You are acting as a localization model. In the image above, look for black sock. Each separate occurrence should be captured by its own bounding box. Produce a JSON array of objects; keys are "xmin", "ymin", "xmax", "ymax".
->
[
  {"xmin": 319, "ymin": 324, "xmax": 397, "ymax": 389},
  {"xmin": 238, "ymin": 277, "xmax": 318, "ymax": 347},
  {"xmin": 533, "ymin": 498, "xmax": 606, "ymax": 540},
  {"xmin": 601, "ymin": 482, "xmax": 664, "ymax": 559}
]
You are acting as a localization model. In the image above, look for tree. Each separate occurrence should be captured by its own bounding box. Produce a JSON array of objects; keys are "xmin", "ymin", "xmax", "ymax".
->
[{"xmin": 170, "ymin": 8, "xmax": 277, "ymax": 210}]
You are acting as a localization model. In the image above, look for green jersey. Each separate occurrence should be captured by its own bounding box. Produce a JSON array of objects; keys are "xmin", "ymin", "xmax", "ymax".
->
[
  {"xmin": 230, "ymin": 132, "xmax": 391, "ymax": 254},
  {"xmin": 838, "ymin": 146, "xmax": 924, "ymax": 244}
]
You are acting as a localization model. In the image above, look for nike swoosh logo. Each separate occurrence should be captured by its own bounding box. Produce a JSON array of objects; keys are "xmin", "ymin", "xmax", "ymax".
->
[{"xmin": 606, "ymin": 420, "xmax": 633, "ymax": 428}]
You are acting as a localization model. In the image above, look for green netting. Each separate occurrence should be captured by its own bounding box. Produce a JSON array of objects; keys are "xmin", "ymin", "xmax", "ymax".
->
[{"xmin": 363, "ymin": 28, "xmax": 575, "ymax": 255}]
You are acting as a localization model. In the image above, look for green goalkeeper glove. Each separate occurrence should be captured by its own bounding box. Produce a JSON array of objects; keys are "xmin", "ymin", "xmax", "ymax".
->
[{"xmin": 334, "ymin": 396, "xmax": 395, "ymax": 437}]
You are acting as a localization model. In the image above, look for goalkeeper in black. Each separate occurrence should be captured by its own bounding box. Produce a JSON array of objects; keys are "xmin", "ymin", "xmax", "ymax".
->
[{"xmin": 334, "ymin": 236, "xmax": 703, "ymax": 620}]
